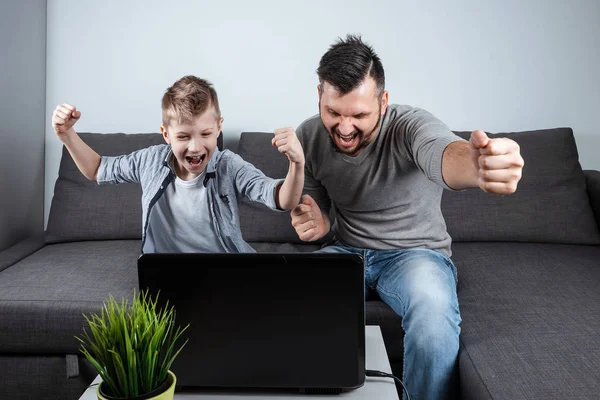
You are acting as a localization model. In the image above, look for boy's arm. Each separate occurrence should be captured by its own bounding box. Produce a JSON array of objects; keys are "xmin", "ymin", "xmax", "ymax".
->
[
  {"xmin": 52, "ymin": 104, "xmax": 101, "ymax": 181},
  {"xmin": 272, "ymin": 127, "xmax": 305, "ymax": 210},
  {"xmin": 275, "ymin": 161, "xmax": 305, "ymax": 210},
  {"xmin": 61, "ymin": 131, "xmax": 101, "ymax": 181}
]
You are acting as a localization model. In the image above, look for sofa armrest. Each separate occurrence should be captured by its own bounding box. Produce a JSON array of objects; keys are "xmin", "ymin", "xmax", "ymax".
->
[
  {"xmin": 0, "ymin": 233, "xmax": 46, "ymax": 273},
  {"xmin": 585, "ymin": 170, "xmax": 600, "ymax": 230}
]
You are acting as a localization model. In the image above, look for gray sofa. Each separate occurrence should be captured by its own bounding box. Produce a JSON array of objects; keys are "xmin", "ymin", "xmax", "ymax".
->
[{"xmin": 1, "ymin": 127, "xmax": 599, "ymax": 399}]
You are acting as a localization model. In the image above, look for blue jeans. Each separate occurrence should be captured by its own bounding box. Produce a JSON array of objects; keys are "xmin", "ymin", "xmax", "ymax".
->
[{"xmin": 317, "ymin": 241, "xmax": 461, "ymax": 400}]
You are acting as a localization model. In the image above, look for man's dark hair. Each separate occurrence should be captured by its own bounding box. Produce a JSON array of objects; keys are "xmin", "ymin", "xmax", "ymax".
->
[{"xmin": 317, "ymin": 34, "xmax": 385, "ymax": 96}]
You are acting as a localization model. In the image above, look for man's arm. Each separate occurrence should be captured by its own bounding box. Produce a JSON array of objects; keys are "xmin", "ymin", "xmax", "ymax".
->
[
  {"xmin": 442, "ymin": 130, "xmax": 524, "ymax": 194},
  {"xmin": 290, "ymin": 194, "xmax": 331, "ymax": 242}
]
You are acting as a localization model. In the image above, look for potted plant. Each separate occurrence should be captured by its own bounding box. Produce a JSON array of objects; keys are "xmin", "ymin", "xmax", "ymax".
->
[{"xmin": 76, "ymin": 289, "xmax": 189, "ymax": 400}]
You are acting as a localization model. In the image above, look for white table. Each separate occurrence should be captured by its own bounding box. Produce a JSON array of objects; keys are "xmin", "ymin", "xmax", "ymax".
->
[{"xmin": 79, "ymin": 325, "xmax": 399, "ymax": 399}]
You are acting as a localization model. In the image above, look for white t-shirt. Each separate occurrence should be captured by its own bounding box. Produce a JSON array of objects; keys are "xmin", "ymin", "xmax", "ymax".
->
[{"xmin": 143, "ymin": 169, "xmax": 227, "ymax": 253}]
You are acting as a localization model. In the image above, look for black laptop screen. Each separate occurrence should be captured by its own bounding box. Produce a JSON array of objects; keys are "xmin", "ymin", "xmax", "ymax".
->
[{"xmin": 137, "ymin": 252, "xmax": 366, "ymax": 392}]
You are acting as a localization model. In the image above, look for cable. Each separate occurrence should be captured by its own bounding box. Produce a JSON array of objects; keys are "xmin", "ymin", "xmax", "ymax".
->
[{"xmin": 366, "ymin": 369, "xmax": 411, "ymax": 400}]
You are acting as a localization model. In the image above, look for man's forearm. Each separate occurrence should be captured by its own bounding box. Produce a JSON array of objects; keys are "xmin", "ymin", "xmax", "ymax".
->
[
  {"xmin": 61, "ymin": 129, "xmax": 102, "ymax": 181},
  {"xmin": 441, "ymin": 140, "xmax": 479, "ymax": 190}
]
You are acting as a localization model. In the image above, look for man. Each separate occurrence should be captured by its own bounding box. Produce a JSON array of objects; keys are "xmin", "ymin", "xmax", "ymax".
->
[{"xmin": 288, "ymin": 34, "xmax": 524, "ymax": 400}]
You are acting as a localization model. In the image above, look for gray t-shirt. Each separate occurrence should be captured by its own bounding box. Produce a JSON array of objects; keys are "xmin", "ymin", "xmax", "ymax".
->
[{"xmin": 296, "ymin": 104, "xmax": 464, "ymax": 256}]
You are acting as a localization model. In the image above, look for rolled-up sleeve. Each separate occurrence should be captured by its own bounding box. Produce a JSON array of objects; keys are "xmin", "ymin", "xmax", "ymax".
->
[
  {"xmin": 96, "ymin": 149, "xmax": 145, "ymax": 185},
  {"xmin": 232, "ymin": 153, "xmax": 286, "ymax": 211}
]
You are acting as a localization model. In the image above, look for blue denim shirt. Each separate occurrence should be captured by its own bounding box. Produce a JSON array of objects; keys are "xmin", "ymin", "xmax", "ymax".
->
[{"xmin": 96, "ymin": 144, "xmax": 284, "ymax": 252}]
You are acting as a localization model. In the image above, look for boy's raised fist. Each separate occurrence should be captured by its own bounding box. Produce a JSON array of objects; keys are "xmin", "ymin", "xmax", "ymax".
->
[{"xmin": 52, "ymin": 103, "xmax": 81, "ymax": 135}]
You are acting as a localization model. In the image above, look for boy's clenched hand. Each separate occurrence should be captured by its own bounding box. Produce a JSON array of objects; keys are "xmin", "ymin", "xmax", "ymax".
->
[
  {"xmin": 52, "ymin": 104, "xmax": 81, "ymax": 138},
  {"xmin": 272, "ymin": 127, "xmax": 305, "ymax": 165}
]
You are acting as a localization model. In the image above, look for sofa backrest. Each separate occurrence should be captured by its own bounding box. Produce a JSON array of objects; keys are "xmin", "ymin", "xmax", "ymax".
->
[
  {"xmin": 442, "ymin": 128, "xmax": 600, "ymax": 244},
  {"xmin": 45, "ymin": 132, "xmax": 223, "ymax": 243},
  {"xmin": 238, "ymin": 128, "xmax": 600, "ymax": 246},
  {"xmin": 46, "ymin": 129, "xmax": 600, "ymax": 247}
]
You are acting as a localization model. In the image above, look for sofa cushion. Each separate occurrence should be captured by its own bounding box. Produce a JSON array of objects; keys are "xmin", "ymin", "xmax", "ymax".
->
[
  {"xmin": 585, "ymin": 170, "xmax": 600, "ymax": 230},
  {"xmin": 0, "ymin": 234, "xmax": 45, "ymax": 273},
  {"xmin": 442, "ymin": 128, "xmax": 600, "ymax": 245},
  {"xmin": 237, "ymin": 132, "xmax": 330, "ymax": 244},
  {"xmin": 46, "ymin": 132, "xmax": 223, "ymax": 243},
  {"xmin": 0, "ymin": 240, "xmax": 141, "ymax": 353},
  {"xmin": 0, "ymin": 355, "xmax": 97, "ymax": 400},
  {"xmin": 454, "ymin": 241, "xmax": 600, "ymax": 399}
]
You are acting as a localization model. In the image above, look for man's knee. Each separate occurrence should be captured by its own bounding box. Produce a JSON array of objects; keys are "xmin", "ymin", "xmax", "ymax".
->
[{"xmin": 404, "ymin": 285, "xmax": 461, "ymax": 345}]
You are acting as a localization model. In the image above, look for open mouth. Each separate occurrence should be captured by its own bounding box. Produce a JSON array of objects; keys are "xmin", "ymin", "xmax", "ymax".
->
[
  {"xmin": 334, "ymin": 129, "xmax": 360, "ymax": 147},
  {"xmin": 185, "ymin": 155, "xmax": 205, "ymax": 166},
  {"xmin": 337, "ymin": 132, "xmax": 358, "ymax": 143}
]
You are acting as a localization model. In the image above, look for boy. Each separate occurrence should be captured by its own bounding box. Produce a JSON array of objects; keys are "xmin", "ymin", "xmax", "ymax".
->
[{"xmin": 52, "ymin": 75, "xmax": 304, "ymax": 253}]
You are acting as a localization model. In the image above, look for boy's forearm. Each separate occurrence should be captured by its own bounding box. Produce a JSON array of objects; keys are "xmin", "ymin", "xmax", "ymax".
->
[
  {"xmin": 61, "ymin": 129, "xmax": 102, "ymax": 181},
  {"xmin": 276, "ymin": 161, "xmax": 305, "ymax": 210}
]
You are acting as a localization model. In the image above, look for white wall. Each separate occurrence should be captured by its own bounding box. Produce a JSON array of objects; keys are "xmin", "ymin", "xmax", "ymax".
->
[
  {"xmin": 45, "ymin": 0, "xmax": 600, "ymax": 225},
  {"xmin": 0, "ymin": 0, "xmax": 46, "ymax": 251}
]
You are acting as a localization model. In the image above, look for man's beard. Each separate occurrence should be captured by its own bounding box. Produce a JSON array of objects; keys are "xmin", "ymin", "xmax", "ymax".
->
[{"xmin": 321, "ymin": 105, "xmax": 383, "ymax": 156}]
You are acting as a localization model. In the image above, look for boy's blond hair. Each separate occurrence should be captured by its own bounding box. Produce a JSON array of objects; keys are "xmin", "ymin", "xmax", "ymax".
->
[{"xmin": 161, "ymin": 75, "xmax": 221, "ymax": 126}]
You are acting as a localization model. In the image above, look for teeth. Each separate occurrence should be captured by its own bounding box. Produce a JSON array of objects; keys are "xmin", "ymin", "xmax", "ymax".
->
[{"xmin": 186, "ymin": 155, "xmax": 203, "ymax": 164}]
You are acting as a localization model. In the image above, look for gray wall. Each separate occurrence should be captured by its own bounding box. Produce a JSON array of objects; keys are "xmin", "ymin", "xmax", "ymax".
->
[
  {"xmin": 0, "ymin": 1, "xmax": 46, "ymax": 251},
  {"xmin": 45, "ymin": 0, "xmax": 600, "ymax": 225}
]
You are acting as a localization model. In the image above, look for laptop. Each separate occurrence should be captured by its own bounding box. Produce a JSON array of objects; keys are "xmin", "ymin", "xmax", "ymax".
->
[{"xmin": 137, "ymin": 252, "xmax": 366, "ymax": 394}]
